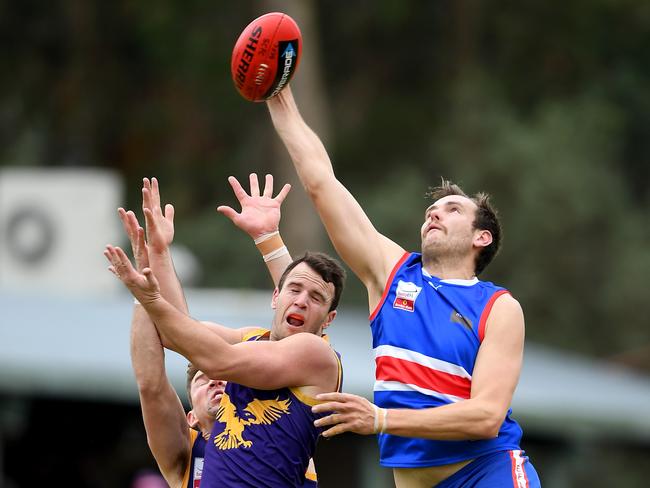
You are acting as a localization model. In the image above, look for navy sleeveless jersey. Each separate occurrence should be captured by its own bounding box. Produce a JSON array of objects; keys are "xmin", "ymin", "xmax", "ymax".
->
[
  {"xmin": 181, "ymin": 429, "xmax": 206, "ymax": 488},
  {"xmin": 370, "ymin": 252, "xmax": 523, "ymax": 467},
  {"xmin": 200, "ymin": 329, "xmax": 342, "ymax": 487}
]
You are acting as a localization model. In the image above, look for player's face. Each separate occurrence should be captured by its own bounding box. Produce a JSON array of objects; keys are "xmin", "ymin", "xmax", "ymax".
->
[
  {"xmin": 190, "ymin": 371, "xmax": 226, "ymax": 426},
  {"xmin": 420, "ymin": 195, "xmax": 479, "ymax": 257},
  {"xmin": 270, "ymin": 262, "xmax": 337, "ymax": 341}
]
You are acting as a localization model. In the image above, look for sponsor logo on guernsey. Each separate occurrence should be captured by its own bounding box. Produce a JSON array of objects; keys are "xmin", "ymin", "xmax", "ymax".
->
[
  {"xmin": 450, "ymin": 310, "xmax": 473, "ymax": 330},
  {"xmin": 393, "ymin": 280, "xmax": 422, "ymax": 312},
  {"xmin": 193, "ymin": 457, "xmax": 203, "ymax": 487}
]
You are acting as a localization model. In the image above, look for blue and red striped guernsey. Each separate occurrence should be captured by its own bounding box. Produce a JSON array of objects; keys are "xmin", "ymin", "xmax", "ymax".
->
[{"xmin": 370, "ymin": 252, "xmax": 523, "ymax": 467}]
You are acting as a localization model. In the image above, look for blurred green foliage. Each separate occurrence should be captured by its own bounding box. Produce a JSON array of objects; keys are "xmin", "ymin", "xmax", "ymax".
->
[{"xmin": 1, "ymin": 0, "xmax": 649, "ymax": 359}]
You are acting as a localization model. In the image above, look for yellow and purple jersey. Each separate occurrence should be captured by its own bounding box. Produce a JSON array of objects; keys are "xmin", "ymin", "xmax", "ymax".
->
[
  {"xmin": 181, "ymin": 429, "xmax": 206, "ymax": 488},
  {"xmin": 200, "ymin": 328, "xmax": 341, "ymax": 487}
]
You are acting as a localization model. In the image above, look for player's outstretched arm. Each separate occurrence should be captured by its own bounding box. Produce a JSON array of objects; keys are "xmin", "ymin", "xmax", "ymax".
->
[
  {"xmin": 123, "ymin": 224, "xmax": 190, "ymax": 486},
  {"xmin": 106, "ymin": 243, "xmax": 337, "ymax": 392},
  {"xmin": 131, "ymin": 305, "xmax": 190, "ymax": 486},
  {"xmin": 217, "ymin": 173, "xmax": 292, "ymax": 286},
  {"xmin": 312, "ymin": 295, "xmax": 525, "ymax": 440},
  {"xmin": 266, "ymin": 87, "xmax": 404, "ymax": 308}
]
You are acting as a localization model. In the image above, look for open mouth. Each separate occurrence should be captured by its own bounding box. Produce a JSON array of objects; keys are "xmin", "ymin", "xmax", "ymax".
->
[{"xmin": 286, "ymin": 313, "xmax": 305, "ymax": 327}]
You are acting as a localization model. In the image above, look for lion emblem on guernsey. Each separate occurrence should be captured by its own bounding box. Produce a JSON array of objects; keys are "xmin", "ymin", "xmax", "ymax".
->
[{"xmin": 213, "ymin": 392, "xmax": 291, "ymax": 450}]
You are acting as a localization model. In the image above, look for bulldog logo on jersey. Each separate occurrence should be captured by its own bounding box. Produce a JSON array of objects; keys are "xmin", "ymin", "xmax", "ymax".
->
[{"xmin": 393, "ymin": 280, "xmax": 422, "ymax": 312}]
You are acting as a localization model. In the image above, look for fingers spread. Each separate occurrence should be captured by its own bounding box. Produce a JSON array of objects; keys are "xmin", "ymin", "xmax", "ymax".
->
[
  {"xmin": 263, "ymin": 174, "xmax": 274, "ymax": 198},
  {"xmin": 227, "ymin": 176, "xmax": 248, "ymax": 202},
  {"xmin": 249, "ymin": 173, "xmax": 260, "ymax": 197},
  {"xmin": 275, "ymin": 183, "xmax": 291, "ymax": 203}
]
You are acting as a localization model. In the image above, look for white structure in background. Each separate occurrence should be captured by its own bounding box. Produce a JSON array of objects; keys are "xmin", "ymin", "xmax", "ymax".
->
[{"xmin": 0, "ymin": 168, "xmax": 123, "ymax": 296}]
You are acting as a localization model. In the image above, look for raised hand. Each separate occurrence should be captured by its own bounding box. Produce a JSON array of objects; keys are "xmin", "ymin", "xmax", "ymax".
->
[
  {"xmin": 216, "ymin": 173, "xmax": 290, "ymax": 240},
  {"xmin": 117, "ymin": 208, "xmax": 149, "ymax": 271},
  {"xmin": 104, "ymin": 244, "xmax": 161, "ymax": 305},
  {"xmin": 142, "ymin": 177, "xmax": 175, "ymax": 253}
]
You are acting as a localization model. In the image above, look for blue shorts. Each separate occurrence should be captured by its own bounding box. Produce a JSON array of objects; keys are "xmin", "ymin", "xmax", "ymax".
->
[{"xmin": 437, "ymin": 450, "xmax": 541, "ymax": 487}]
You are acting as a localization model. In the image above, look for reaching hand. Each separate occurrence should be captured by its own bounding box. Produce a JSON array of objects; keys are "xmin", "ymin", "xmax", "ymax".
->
[
  {"xmin": 104, "ymin": 244, "xmax": 161, "ymax": 305},
  {"xmin": 311, "ymin": 392, "xmax": 383, "ymax": 438},
  {"xmin": 216, "ymin": 173, "xmax": 290, "ymax": 240},
  {"xmin": 142, "ymin": 177, "xmax": 175, "ymax": 253},
  {"xmin": 117, "ymin": 208, "xmax": 149, "ymax": 271}
]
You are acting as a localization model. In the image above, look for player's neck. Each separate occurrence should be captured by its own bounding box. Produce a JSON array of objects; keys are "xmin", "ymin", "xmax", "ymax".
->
[{"xmin": 421, "ymin": 255, "xmax": 475, "ymax": 281}]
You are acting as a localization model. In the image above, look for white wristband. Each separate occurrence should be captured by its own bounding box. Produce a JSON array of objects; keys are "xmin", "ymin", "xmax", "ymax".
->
[
  {"xmin": 380, "ymin": 408, "xmax": 388, "ymax": 434},
  {"xmin": 263, "ymin": 245, "xmax": 289, "ymax": 262},
  {"xmin": 254, "ymin": 230, "xmax": 279, "ymax": 245},
  {"xmin": 372, "ymin": 404, "xmax": 380, "ymax": 433}
]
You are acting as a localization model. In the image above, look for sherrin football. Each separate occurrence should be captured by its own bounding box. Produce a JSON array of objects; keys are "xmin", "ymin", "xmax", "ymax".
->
[{"xmin": 231, "ymin": 12, "xmax": 302, "ymax": 102}]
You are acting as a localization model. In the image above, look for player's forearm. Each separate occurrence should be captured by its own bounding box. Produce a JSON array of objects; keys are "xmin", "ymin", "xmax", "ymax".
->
[
  {"xmin": 130, "ymin": 305, "xmax": 175, "ymax": 395},
  {"xmin": 267, "ymin": 91, "xmax": 335, "ymax": 192},
  {"xmin": 148, "ymin": 249, "xmax": 189, "ymax": 315},
  {"xmin": 144, "ymin": 297, "xmax": 231, "ymax": 377},
  {"xmin": 384, "ymin": 399, "xmax": 504, "ymax": 441},
  {"xmin": 254, "ymin": 231, "xmax": 292, "ymax": 286}
]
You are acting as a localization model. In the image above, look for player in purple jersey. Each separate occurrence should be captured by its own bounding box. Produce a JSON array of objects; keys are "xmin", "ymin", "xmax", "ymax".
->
[
  {"xmin": 124, "ymin": 176, "xmax": 320, "ymax": 487},
  {"xmin": 265, "ymin": 86, "xmax": 541, "ymax": 487},
  {"xmin": 108, "ymin": 176, "xmax": 343, "ymax": 487}
]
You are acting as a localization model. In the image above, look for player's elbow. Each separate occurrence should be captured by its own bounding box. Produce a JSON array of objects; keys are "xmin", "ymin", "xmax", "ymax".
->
[
  {"xmin": 470, "ymin": 405, "xmax": 505, "ymax": 439},
  {"xmin": 136, "ymin": 377, "xmax": 168, "ymax": 399}
]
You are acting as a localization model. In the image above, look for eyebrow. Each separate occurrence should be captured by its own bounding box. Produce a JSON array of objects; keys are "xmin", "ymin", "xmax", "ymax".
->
[{"xmin": 287, "ymin": 279, "xmax": 330, "ymax": 303}]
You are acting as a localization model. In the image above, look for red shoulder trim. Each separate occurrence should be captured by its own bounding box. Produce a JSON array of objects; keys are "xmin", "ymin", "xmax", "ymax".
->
[
  {"xmin": 478, "ymin": 290, "xmax": 510, "ymax": 343},
  {"xmin": 369, "ymin": 252, "xmax": 411, "ymax": 321}
]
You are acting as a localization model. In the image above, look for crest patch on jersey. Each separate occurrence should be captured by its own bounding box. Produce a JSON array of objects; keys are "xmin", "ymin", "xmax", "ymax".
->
[{"xmin": 393, "ymin": 280, "xmax": 422, "ymax": 312}]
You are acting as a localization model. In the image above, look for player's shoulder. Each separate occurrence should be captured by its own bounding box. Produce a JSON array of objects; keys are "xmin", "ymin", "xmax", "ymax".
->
[{"xmin": 490, "ymin": 292, "xmax": 524, "ymax": 322}]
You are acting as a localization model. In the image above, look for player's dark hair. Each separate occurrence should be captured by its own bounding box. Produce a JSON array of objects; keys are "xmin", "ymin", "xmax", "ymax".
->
[
  {"xmin": 426, "ymin": 179, "xmax": 502, "ymax": 275},
  {"xmin": 185, "ymin": 363, "xmax": 200, "ymax": 409},
  {"xmin": 277, "ymin": 251, "xmax": 346, "ymax": 312}
]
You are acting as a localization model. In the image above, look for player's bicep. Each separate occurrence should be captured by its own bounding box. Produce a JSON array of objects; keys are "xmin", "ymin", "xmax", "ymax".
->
[
  {"xmin": 470, "ymin": 295, "xmax": 525, "ymax": 413},
  {"xmin": 200, "ymin": 321, "xmax": 257, "ymax": 344},
  {"xmin": 220, "ymin": 334, "xmax": 337, "ymax": 391}
]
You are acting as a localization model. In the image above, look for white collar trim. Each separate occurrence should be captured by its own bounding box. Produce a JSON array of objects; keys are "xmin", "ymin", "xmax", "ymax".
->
[{"xmin": 422, "ymin": 268, "xmax": 479, "ymax": 286}]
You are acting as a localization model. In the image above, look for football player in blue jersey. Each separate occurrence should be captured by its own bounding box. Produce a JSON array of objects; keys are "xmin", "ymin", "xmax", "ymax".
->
[{"xmin": 265, "ymin": 86, "xmax": 541, "ymax": 487}]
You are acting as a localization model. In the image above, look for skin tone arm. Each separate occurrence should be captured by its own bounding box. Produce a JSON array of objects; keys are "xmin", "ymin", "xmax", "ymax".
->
[
  {"xmin": 312, "ymin": 294, "xmax": 525, "ymax": 440},
  {"xmin": 117, "ymin": 220, "xmax": 190, "ymax": 487},
  {"xmin": 266, "ymin": 87, "xmax": 405, "ymax": 310},
  {"xmin": 120, "ymin": 177, "xmax": 261, "ymax": 345},
  {"xmin": 217, "ymin": 173, "xmax": 292, "ymax": 286},
  {"xmin": 105, "ymin": 245, "xmax": 339, "ymax": 393}
]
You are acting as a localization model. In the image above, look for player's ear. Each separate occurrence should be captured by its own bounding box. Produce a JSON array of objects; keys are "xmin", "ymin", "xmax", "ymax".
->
[
  {"xmin": 271, "ymin": 287, "xmax": 280, "ymax": 309},
  {"xmin": 322, "ymin": 310, "xmax": 337, "ymax": 331},
  {"xmin": 187, "ymin": 410, "xmax": 199, "ymax": 429},
  {"xmin": 474, "ymin": 229, "xmax": 492, "ymax": 249}
]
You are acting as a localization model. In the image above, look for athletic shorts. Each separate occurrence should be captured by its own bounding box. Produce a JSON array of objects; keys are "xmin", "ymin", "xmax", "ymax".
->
[{"xmin": 436, "ymin": 450, "xmax": 541, "ymax": 487}]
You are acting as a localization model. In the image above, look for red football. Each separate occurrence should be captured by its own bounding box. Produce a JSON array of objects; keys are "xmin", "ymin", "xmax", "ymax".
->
[{"xmin": 231, "ymin": 12, "xmax": 302, "ymax": 102}]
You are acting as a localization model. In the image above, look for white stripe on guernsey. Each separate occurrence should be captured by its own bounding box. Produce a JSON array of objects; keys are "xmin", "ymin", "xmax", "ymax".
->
[
  {"xmin": 374, "ymin": 345, "xmax": 472, "ymax": 379},
  {"xmin": 511, "ymin": 450, "xmax": 529, "ymax": 488},
  {"xmin": 374, "ymin": 380, "xmax": 465, "ymax": 403},
  {"xmin": 421, "ymin": 268, "xmax": 479, "ymax": 286}
]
